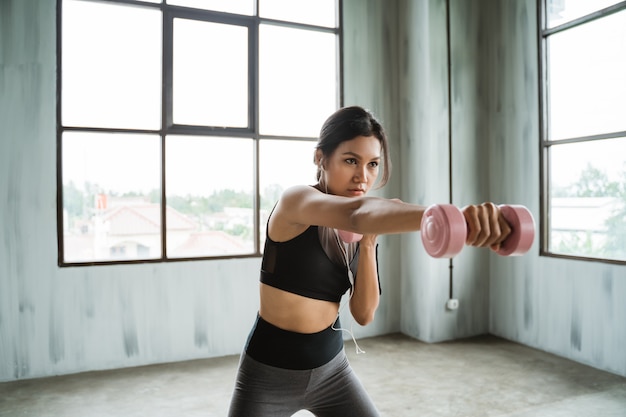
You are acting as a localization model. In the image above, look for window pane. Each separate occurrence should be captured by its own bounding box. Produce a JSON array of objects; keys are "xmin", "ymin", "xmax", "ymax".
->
[
  {"xmin": 62, "ymin": 132, "xmax": 162, "ymax": 263},
  {"xmin": 549, "ymin": 138, "xmax": 626, "ymax": 261},
  {"xmin": 259, "ymin": 24, "xmax": 337, "ymax": 137},
  {"xmin": 166, "ymin": 136, "xmax": 254, "ymax": 257},
  {"xmin": 62, "ymin": 0, "xmax": 161, "ymax": 130},
  {"xmin": 173, "ymin": 18, "xmax": 249, "ymax": 127},
  {"xmin": 546, "ymin": 0, "xmax": 623, "ymax": 28},
  {"xmin": 259, "ymin": 139, "xmax": 317, "ymax": 244},
  {"xmin": 167, "ymin": 0, "xmax": 254, "ymax": 15},
  {"xmin": 260, "ymin": 0, "xmax": 336, "ymax": 27},
  {"xmin": 547, "ymin": 10, "xmax": 626, "ymax": 140}
]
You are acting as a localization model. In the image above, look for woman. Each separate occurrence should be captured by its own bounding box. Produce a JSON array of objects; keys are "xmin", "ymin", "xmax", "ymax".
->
[{"xmin": 228, "ymin": 106, "xmax": 510, "ymax": 416}]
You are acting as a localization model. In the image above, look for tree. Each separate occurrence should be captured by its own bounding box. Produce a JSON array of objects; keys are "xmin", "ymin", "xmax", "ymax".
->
[
  {"xmin": 572, "ymin": 164, "xmax": 618, "ymax": 197},
  {"xmin": 262, "ymin": 184, "xmax": 283, "ymax": 210},
  {"xmin": 603, "ymin": 168, "xmax": 626, "ymax": 259},
  {"xmin": 555, "ymin": 164, "xmax": 626, "ymax": 260},
  {"xmin": 63, "ymin": 181, "xmax": 85, "ymax": 219}
]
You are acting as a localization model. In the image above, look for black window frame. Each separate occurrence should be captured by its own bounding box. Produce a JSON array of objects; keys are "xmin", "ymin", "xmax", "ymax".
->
[
  {"xmin": 56, "ymin": 0, "xmax": 343, "ymax": 267},
  {"xmin": 538, "ymin": 0, "xmax": 626, "ymax": 265}
]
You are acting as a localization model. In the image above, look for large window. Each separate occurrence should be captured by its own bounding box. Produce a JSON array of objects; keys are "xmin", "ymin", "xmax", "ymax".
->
[
  {"xmin": 58, "ymin": 0, "xmax": 340, "ymax": 265},
  {"xmin": 540, "ymin": 0, "xmax": 626, "ymax": 263}
]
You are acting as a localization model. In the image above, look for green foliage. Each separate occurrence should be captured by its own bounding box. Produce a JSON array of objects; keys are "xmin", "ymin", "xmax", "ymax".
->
[
  {"xmin": 165, "ymin": 189, "xmax": 254, "ymax": 216},
  {"xmin": 63, "ymin": 181, "xmax": 99, "ymax": 228},
  {"xmin": 63, "ymin": 181, "xmax": 85, "ymax": 219},
  {"xmin": 555, "ymin": 231, "xmax": 599, "ymax": 258},
  {"xmin": 231, "ymin": 223, "xmax": 252, "ymax": 239},
  {"xmin": 572, "ymin": 164, "xmax": 621, "ymax": 197},
  {"xmin": 148, "ymin": 188, "xmax": 161, "ymax": 204},
  {"xmin": 262, "ymin": 184, "xmax": 283, "ymax": 209}
]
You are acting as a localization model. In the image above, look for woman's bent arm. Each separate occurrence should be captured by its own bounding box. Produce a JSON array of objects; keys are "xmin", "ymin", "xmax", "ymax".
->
[{"xmin": 349, "ymin": 235, "xmax": 380, "ymax": 325}]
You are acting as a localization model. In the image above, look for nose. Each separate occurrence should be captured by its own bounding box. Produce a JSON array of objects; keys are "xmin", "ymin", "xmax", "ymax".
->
[{"xmin": 354, "ymin": 164, "xmax": 368, "ymax": 182}]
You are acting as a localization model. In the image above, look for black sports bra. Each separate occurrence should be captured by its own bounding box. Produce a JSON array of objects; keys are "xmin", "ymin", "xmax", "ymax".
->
[{"xmin": 260, "ymin": 225, "xmax": 357, "ymax": 303}]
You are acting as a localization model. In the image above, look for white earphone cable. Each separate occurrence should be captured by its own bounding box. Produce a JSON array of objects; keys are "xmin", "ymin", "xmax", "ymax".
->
[{"xmin": 331, "ymin": 230, "xmax": 366, "ymax": 355}]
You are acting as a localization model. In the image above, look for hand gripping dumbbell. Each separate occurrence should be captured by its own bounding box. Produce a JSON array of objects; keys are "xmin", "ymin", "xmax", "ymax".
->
[
  {"xmin": 337, "ymin": 204, "xmax": 535, "ymax": 258},
  {"xmin": 420, "ymin": 204, "xmax": 535, "ymax": 258}
]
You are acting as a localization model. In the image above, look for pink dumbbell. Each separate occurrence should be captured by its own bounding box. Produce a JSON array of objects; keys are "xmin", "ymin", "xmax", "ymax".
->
[
  {"xmin": 420, "ymin": 204, "xmax": 535, "ymax": 258},
  {"xmin": 337, "ymin": 204, "xmax": 535, "ymax": 259}
]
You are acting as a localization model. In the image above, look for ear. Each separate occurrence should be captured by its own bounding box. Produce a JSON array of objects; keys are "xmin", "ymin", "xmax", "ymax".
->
[{"xmin": 314, "ymin": 149, "xmax": 324, "ymax": 168}]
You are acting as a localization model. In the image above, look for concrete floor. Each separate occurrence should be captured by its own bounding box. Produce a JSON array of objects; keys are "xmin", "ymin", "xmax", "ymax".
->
[{"xmin": 1, "ymin": 334, "xmax": 625, "ymax": 417}]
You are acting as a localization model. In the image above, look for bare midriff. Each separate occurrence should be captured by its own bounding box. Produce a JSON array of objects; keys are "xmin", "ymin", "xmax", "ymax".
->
[{"xmin": 259, "ymin": 283, "xmax": 341, "ymax": 334}]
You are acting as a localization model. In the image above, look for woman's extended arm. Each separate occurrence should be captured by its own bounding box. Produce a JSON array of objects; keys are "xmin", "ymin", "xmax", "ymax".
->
[{"xmin": 271, "ymin": 185, "xmax": 510, "ymax": 250}]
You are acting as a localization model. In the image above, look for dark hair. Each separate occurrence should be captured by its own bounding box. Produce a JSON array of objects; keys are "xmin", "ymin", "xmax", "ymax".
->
[{"xmin": 315, "ymin": 106, "xmax": 391, "ymax": 188}]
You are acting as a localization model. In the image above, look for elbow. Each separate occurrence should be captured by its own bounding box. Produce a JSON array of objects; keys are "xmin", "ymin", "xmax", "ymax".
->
[{"xmin": 353, "ymin": 309, "xmax": 376, "ymax": 326}]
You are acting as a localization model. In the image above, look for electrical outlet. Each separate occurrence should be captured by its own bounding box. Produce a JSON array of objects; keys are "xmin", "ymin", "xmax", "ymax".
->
[{"xmin": 446, "ymin": 299, "xmax": 459, "ymax": 310}]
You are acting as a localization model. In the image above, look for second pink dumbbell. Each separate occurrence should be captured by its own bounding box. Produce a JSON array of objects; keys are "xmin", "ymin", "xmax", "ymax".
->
[{"xmin": 420, "ymin": 204, "xmax": 535, "ymax": 258}]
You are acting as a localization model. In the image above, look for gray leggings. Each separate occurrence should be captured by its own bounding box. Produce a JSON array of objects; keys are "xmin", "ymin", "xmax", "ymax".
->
[{"xmin": 228, "ymin": 349, "xmax": 380, "ymax": 417}]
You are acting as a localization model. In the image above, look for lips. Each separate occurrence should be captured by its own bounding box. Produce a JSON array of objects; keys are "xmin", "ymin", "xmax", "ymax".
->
[{"xmin": 347, "ymin": 189, "xmax": 365, "ymax": 196}]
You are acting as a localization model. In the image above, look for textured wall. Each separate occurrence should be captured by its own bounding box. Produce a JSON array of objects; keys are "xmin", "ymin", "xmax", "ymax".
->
[
  {"xmin": 395, "ymin": 0, "xmax": 470, "ymax": 342},
  {"xmin": 389, "ymin": 0, "xmax": 494, "ymax": 343},
  {"xmin": 341, "ymin": 0, "xmax": 403, "ymax": 338}
]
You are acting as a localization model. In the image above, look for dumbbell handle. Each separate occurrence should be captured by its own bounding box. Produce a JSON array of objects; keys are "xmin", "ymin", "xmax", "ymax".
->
[
  {"xmin": 338, "ymin": 203, "xmax": 535, "ymax": 259},
  {"xmin": 420, "ymin": 204, "xmax": 535, "ymax": 258}
]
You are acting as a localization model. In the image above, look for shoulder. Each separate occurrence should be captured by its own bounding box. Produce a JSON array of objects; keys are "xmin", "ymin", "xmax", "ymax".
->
[
  {"xmin": 277, "ymin": 185, "xmax": 323, "ymax": 209},
  {"xmin": 268, "ymin": 185, "xmax": 321, "ymax": 241},
  {"xmin": 281, "ymin": 184, "xmax": 320, "ymax": 198}
]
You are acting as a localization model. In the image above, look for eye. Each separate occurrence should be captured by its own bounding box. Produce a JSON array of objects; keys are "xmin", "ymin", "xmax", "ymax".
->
[
  {"xmin": 345, "ymin": 158, "xmax": 357, "ymax": 165},
  {"xmin": 368, "ymin": 161, "xmax": 379, "ymax": 168}
]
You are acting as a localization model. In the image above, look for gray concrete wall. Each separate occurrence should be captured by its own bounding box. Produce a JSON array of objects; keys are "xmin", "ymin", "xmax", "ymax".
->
[
  {"xmin": 341, "ymin": 0, "xmax": 404, "ymax": 338},
  {"xmin": 394, "ymin": 0, "xmax": 488, "ymax": 344}
]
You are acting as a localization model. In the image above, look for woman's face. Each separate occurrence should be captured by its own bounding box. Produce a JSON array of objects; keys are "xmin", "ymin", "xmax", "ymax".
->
[{"xmin": 320, "ymin": 135, "xmax": 381, "ymax": 197}]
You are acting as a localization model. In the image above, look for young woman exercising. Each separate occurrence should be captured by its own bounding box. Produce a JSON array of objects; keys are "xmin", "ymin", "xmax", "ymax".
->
[{"xmin": 227, "ymin": 106, "xmax": 511, "ymax": 416}]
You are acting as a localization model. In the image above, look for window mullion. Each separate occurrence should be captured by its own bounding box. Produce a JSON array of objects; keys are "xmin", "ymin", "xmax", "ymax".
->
[
  {"xmin": 162, "ymin": 9, "xmax": 174, "ymax": 259},
  {"xmin": 252, "ymin": 15, "xmax": 260, "ymax": 254}
]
